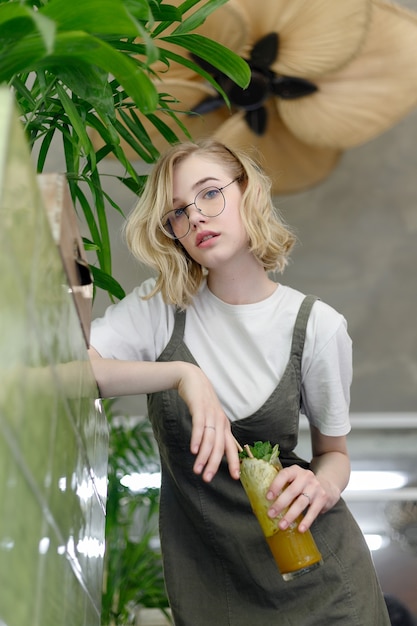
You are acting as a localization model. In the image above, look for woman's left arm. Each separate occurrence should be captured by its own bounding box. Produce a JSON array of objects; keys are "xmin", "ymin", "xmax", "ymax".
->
[{"xmin": 266, "ymin": 425, "xmax": 351, "ymax": 533}]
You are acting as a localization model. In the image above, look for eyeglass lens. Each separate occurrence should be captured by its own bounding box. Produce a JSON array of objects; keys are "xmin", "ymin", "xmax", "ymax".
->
[{"xmin": 162, "ymin": 186, "xmax": 226, "ymax": 239}]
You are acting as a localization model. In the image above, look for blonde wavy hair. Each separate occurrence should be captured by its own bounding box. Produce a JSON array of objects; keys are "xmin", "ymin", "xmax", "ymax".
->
[{"xmin": 124, "ymin": 138, "xmax": 296, "ymax": 308}]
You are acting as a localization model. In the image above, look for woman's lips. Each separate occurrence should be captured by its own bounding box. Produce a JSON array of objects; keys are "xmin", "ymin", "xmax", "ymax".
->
[{"xmin": 196, "ymin": 231, "xmax": 219, "ymax": 246}]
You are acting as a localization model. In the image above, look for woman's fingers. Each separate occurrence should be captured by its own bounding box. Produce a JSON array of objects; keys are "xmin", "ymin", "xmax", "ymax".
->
[
  {"xmin": 194, "ymin": 427, "xmax": 224, "ymax": 482},
  {"xmin": 177, "ymin": 363, "xmax": 239, "ymax": 482},
  {"xmin": 266, "ymin": 466, "xmax": 327, "ymax": 531},
  {"xmin": 224, "ymin": 431, "xmax": 241, "ymax": 480},
  {"xmin": 192, "ymin": 418, "xmax": 240, "ymax": 482}
]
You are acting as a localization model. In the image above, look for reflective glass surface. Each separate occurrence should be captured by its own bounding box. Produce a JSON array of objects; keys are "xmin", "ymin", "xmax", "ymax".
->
[{"xmin": 0, "ymin": 89, "xmax": 108, "ymax": 626}]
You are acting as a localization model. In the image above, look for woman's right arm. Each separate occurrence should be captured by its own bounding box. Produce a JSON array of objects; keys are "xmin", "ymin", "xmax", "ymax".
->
[
  {"xmin": 89, "ymin": 346, "xmax": 198, "ymax": 398},
  {"xmin": 88, "ymin": 348, "xmax": 241, "ymax": 482}
]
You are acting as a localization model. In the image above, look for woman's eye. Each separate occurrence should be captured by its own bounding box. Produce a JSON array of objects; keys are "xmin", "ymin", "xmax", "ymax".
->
[
  {"xmin": 204, "ymin": 188, "xmax": 220, "ymax": 200},
  {"xmin": 173, "ymin": 208, "xmax": 185, "ymax": 218}
]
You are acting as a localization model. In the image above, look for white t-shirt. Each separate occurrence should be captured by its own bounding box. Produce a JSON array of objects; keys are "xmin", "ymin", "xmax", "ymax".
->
[{"xmin": 90, "ymin": 278, "xmax": 352, "ymax": 436}]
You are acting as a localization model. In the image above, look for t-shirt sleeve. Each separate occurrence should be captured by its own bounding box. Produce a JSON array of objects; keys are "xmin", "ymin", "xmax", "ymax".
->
[
  {"xmin": 89, "ymin": 278, "xmax": 174, "ymax": 362},
  {"xmin": 300, "ymin": 301, "xmax": 352, "ymax": 436}
]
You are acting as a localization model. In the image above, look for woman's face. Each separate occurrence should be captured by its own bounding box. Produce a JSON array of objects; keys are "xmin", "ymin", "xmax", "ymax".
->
[{"xmin": 171, "ymin": 153, "xmax": 250, "ymax": 271}]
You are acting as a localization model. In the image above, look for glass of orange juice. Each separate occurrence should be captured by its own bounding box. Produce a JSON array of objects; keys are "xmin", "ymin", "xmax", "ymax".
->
[{"xmin": 240, "ymin": 450, "xmax": 323, "ymax": 581}]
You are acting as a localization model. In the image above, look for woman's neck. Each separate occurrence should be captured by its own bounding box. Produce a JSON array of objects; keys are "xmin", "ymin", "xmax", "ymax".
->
[{"xmin": 207, "ymin": 263, "xmax": 277, "ymax": 305}]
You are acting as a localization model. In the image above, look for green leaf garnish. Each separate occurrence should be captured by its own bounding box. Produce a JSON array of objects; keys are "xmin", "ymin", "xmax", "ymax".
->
[{"xmin": 239, "ymin": 441, "xmax": 280, "ymax": 464}]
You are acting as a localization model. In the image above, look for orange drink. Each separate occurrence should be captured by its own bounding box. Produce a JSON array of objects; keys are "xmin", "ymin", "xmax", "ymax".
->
[
  {"xmin": 240, "ymin": 454, "xmax": 323, "ymax": 581},
  {"xmin": 265, "ymin": 517, "xmax": 322, "ymax": 580}
]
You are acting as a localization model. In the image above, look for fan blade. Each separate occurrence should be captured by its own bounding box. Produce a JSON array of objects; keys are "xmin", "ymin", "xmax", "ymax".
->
[
  {"xmin": 250, "ymin": 33, "xmax": 279, "ymax": 69},
  {"xmin": 272, "ymin": 76, "xmax": 318, "ymax": 100},
  {"xmin": 245, "ymin": 106, "xmax": 268, "ymax": 135},
  {"xmin": 192, "ymin": 96, "xmax": 225, "ymax": 115}
]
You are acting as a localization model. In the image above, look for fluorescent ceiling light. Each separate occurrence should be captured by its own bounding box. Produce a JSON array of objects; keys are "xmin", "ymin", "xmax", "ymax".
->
[
  {"xmin": 364, "ymin": 534, "xmax": 390, "ymax": 551},
  {"xmin": 121, "ymin": 470, "xmax": 408, "ymax": 494},
  {"xmin": 346, "ymin": 471, "xmax": 407, "ymax": 492}
]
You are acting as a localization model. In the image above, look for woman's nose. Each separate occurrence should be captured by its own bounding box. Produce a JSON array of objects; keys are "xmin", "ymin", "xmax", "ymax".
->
[{"xmin": 188, "ymin": 205, "xmax": 207, "ymax": 226}]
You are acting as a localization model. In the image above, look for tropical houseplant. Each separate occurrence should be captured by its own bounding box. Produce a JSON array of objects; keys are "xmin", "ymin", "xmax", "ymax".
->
[{"xmin": 1, "ymin": 0, "xmax": 250, "ymax": 300}]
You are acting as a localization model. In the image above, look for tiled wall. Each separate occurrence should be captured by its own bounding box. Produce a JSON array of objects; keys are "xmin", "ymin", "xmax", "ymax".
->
[{"xmin": 0, "ymin": 89, "xmax": 108, "ymax": 625}]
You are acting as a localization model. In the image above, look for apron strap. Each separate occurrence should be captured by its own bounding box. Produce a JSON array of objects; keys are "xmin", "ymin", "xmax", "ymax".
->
[
  {"xmin": 156, "ymin": 307, "xmax": 186, "ymax": 361},
  {"xmin": 290, "ymin": 294, "xmax": 319, "ymax": 362}
]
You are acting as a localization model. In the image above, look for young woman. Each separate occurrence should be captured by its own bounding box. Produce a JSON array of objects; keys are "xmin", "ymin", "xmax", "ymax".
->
[{"xmin": 89, "ymin": 139, "xmax": 390, "ymax": 625}]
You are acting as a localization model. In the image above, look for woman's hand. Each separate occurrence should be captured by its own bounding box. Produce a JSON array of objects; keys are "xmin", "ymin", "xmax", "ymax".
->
[
  {"xmin": 176, "ymin": 362, "xmax": 240, "ymax": 483},
  {"xmin": 265, "ymin": 465, "xmax": 329, "ymax": 532},
  {"xmin": 265, "ymin": 428, "xmax": 350, "ymax": 532}
]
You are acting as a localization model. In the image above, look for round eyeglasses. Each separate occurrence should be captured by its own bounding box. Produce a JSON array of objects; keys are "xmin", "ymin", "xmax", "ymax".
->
[{"xmin": 160, "ymin": 178, "xmax": 239, "ymax": 240}]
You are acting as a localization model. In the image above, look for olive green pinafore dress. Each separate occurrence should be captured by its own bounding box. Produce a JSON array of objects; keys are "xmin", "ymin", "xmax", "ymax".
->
[{"xmin": 147, "ymin": 296, "xmax": 390, "ymax": 625}]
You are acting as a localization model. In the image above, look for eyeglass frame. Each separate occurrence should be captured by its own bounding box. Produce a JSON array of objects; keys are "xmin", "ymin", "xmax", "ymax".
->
[{"xmin": 160, "ymin": 177, "xmax": 240, "ymax": 240}]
